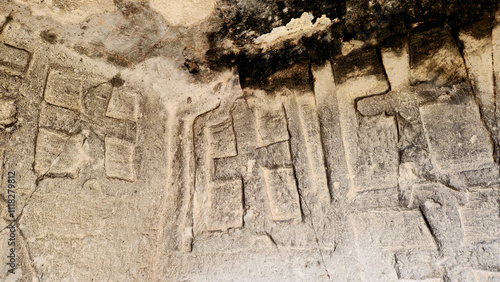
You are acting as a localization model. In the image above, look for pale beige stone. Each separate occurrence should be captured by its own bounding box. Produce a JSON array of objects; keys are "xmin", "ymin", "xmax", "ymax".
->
[
  {"xmin": 106, "ymin": 88, "xmax": 140, "ymax": 122},
  {"xmin": 104, "ymin": 137, "xmax": 135, "ymax": 182},
  {"xmin": 262, "ymin": 167, "xmax": 301, "ymax": 222},
  {"xmin": 0, "ymin": 43, "xmax": 30, "ymax": 75},
  {"xmin": 15, "ymin": 0, "xmax": 115, "ymax": 24},
  {"xmin": 206, "ymin": 118, "xmax": 237, "ymax": 158},
  {"xmin": 34, "ymin": 128, "xmax": 88, "ymax": 178},
  {"xmin": 381, "ymin": 44, "xmax": 410, "ymax": 90},
  {"xmin": 205, "ymin": 179, "xmax": 243, "ymax": 231},
  {"xmin": 251, "ymin": 98, "xmax": 289, "ymax": 147},
  {"xmin": 0, "ymin": 98, "xmax": 16, "ymax": 126},
  {"xmin": 354, "ymin": 115, "xmax": 399, "ymax": 191},
  {"xmin": 419, "ymin": 102, "xmax": 495, "ymax": 173},
  {"xmin": 0, "ymin": 2, "xmax": 498, "ymax": 281},
  {"xmin": 458, "ymin": 189, "xmax": 500, "ymax": 244},
  {"xmin": 149, "ymin": 0, "xmax": 215, "ymax": 27},
  {"xmin": 38, "ymin": 103, "xmax": 79, "ymax": 133},
  {"xmin": 44, "ymin": 69, "xmax": 82, "ymax": 111}
]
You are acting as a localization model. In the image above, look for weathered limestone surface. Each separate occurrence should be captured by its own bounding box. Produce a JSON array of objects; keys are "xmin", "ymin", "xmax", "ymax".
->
[{"xmin": 0, "ymin": 1, "xmax": 499, "ymax": 281}]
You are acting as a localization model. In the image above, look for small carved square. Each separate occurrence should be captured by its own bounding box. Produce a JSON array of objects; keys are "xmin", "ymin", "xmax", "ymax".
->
[
  {"xmin": 105, "ymin": 137, "xmax": 135, "ymax": 182},
  {"xmin": 106, "ymin": 88, "xmax": 139, "ymax": 122},
  {"xmin": 420, "ymin": 102, "xmax": 495, "ymax": 173},
  {"xmin": 44, "ymin": 69, "xmax": 82, "ymax": 111},
  {"xmin": 262, "ymin": 168, "xmax": 302, "ymax": 222},
  {"xmin": 83, "ymin": 82, "xmax": 113, "ymax": 119},
  {"xmin": 205, "ymin": 179, "xmax": 243, "ymax": 231},
  {"xmin": 34, "ymin": 128, "xmax": 87, "ymax": 178},
  {"xmin": 39, "ymin": 103, "xmax": 80, "ymax": 134},
  {"xmin": 0, "ymin": 44, "xmax": 30, "ymax": 74},
  {"xmin": 207, "ymin": 118, "xmax": 237, "ymax": 158},
  {"xmin": 254, "ymin": 106, "xmax": 289, "ymax": 147}
]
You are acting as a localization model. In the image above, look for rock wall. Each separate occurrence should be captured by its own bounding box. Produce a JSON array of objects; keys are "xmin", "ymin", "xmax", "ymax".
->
[{"xmin": 0, "ymin": 0, "xmax": 499, "ymax": 281}]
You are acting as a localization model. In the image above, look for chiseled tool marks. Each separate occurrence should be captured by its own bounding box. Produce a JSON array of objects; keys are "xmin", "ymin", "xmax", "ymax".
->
[
  {"xmin": 282, "ymin": 88, "xmax": 336, "ymax": 249},
  {"xmin": 205, "ymin": 179, "xmax": 244, "ymax": 231},
  {"xmin": 355, "ymin": 114, "xmax": 399, "ymax": 191},
  {"xmin": 334, "ymin": 30, "xmax": 500, "ymax": 281},
  {"xmin": 192, "ymin": 96, "xmax": 270, "ymax": 253},
  {"xmin": 332, "ymin": 47, "xmax": 392, "ymax": 196},
  {"xmin": 34, "ymin": 128, "xmax": 88, "ymax": 178},
  {"xmin": 153, "ymin": 71, "xmax": 241, "ymax": 281},
  {"xmin": 192, "ymin": 87, "xmax": 339, "ymax": 251},
  {"xmin": 311, "ymin": 62, "xmax": 350, "ymax": 203},
  {"xmin": 248, "ymin": 94, "xmax": 302, "ymax": 223},
  {"xmin": 158, "ymin": 112, "xmax": 212, "ymax": 253},
  {"xmin": 203, "ymin": 116, "xmax": 243, "ymax": 232},
  {"xmin": 460, "ymin": 23, "xmax": 496, "ymax": 143},
  {"xmin": 410, "ymin": 25, "xmax": 467, "ymax": 86},
  {"xmin": 104, "ymin": 137, "xmax": 136, "ymax": 182},
  {"xmin": 1, "ymin": 5, "xmax": 500, "ymax": 281},
  {"xmin": 261, "ymin": 167, "xmax": 302, "ymax": 221},
  {"xmin": 43, "ymin": 69, "xmax": 83, "ymax": 111},
  {"xmin": 253, "ymin": 98, "xmax": 290, "ymax": 148},
  {"xmin": 350, "ymin": 210, "xmax": 438, "ymax": 281},
  {"xmin": 458, "ymin": 189, "xmax": 500, "ymax": 244},
  {"xmin": 37, "ymin": 66, "xmax": 139, "ymax": 181},
  {"xmin": 0, "ymin": 43, "xmax": 31, "ymax": 76},
  {"xmin": 287, "ymin": 91, "xmax": 330, "ymax": 204},
  {"xmin": 106, "ymin": 87, "xmax": 140, "ymax": 122},
  {"xmin": 419, "ymin": 102, "xmax": 497, "ymax": 174}
]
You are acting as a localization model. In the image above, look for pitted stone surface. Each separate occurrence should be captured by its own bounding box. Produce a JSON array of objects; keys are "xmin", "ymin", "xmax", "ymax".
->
[
  {"xmin": 0, "ymin": 1, "xmax": 499, "ymax": 281},
  {"xmin": 43, "ymin": 69, "xmax": 83, "ymax": 111},
  {"xmin": 106, "ymin": 88, "xmax": 140, "ymax": 122},
  {"xmin": 0, "ymin": 43, "xmax": 30, "ymax": 75},
  {"xmin": 419, "ymin": 102, "xmax": 496, "ymax": 173},
  {"xmin": 34, "ymin": 128, "xmax": 88, "ymax": 178},
  {"xmin": 104, "ymin": 137, "xmax": 135, "ymax": 182}
]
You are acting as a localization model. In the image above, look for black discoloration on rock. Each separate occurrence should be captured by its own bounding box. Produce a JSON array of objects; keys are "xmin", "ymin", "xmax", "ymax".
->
[
  {"xmin": 333, "ymin": 47, "xmax": 385, "ymax": 85},
  {"xmin": 110, "ymin": 74, "xmax": 125, "ymax": 88},
  {"xmin": 40, "ymin": 30, "xmax": 58, "ymax": 44},
  {"xmin": 461, "ymin": 14, "xmax": 496, "ymax": 39},
  {"xmin": 409, "ymin": 23, "xmax": 468, "ymax": 86},
  {"xmin": 409, "ymin": 23, "xmax": 455, "ymax": 66},
  {"xmin": 206, "ymin": 0, "xmax": 499, "ymax": 86},
  {"xmin": 236, "ymin": 32, "xmax": 340, "ymax": 88},
  {"xmin": 184, "ymin": 59, "xmax": 200, "ymax": 74},
  {"xmin": 245, "ymin": 63, "xmax": 312, "ymax": 91},
  {"xmin": 64, "ymin": 0, "xmax": 498, "ymax": 89}
]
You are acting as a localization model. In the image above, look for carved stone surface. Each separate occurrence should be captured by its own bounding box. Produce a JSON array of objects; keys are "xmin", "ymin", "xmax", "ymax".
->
[
  {"xmin": 420, "ymin": 102, "xmax": 496, "ymax": 174},
  {"xmin": 0, "ymin": 43, "xmax": 30, "ymax": 75},
  {"xmin": 104, "ymin": 137, "xmax": 135, "ymax": 182},
  {"xmin": 44, "ymin": 69, "xmax": 83, "ymax": 111},
  {"xmin": 106, "ymin": 88, "xmax": 140, "ymax": 122},
  {"xmin": 0, "ymin": 1, "xmax": 499, "ymax": 281},
  {"xmin": 34, "ymin": 128, "xmax": 87, "ymax": 178}
]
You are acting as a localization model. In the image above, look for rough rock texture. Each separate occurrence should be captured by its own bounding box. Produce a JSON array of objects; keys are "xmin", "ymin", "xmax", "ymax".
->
[{"xmin": 0, "ymin": 0, "xmax": 499, "ymax": 281}]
